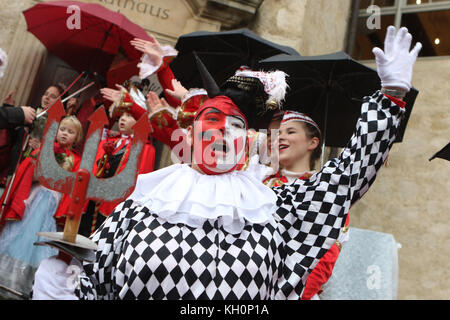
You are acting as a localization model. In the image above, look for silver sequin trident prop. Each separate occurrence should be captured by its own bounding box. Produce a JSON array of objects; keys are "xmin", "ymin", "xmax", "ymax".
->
[{"xmin": 34, "ymin": 99, "xmax": 150, "ymax": 261}]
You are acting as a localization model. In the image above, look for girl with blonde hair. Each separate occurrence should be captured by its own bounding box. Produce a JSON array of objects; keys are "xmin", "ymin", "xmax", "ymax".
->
[{"xmin": 0, "ymin": 116, "xmax": 83, "ymax": 268}]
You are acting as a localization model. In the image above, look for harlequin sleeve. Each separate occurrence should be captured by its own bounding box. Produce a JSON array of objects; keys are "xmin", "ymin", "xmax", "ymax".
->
[
  {"xmin": 301, "ymin": 243, "xmax": 340, "ymax": 300},
  {"xmin": 301, "ymin": 213, "xmax": 350, "ymax": 299},
  {"xmin": 75, "ymin": 200, "xmax": 149, "ymax": 299},
  {"xmin": 271, "ymin": 91, "xmax": 406, "ymax": 298},
  {"xmin": 32, "ymin": 200, "xmax": 146, "ymax": 300}
]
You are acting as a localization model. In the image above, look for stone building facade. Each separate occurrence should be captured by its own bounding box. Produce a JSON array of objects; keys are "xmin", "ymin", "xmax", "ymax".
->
[{"xmin": 0, "ymin": 0, "xmax": 449, "ymax": 299}]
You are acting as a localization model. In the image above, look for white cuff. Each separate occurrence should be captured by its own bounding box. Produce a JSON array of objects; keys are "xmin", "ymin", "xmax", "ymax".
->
[
  {"xmin": 32, "ymin": 256, "xmax": 80, "ymax": 300},
  {"xmin": 138, "ymin": 45, "xmax": 178, "ymax": 80},
  {"xmin": 0, "ymin": 48, "xmax": 7, "ymax": 78},
  {"xmin": 181, "ymin": 88, "xmax": 208, "ymax": 105}
]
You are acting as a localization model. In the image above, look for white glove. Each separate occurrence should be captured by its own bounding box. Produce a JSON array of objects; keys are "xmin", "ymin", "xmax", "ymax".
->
[
  {"xmin": 372, "ymin": 26, "xmax": 422, "ymax": 92},
  {"xmin": 32, "ymin": 255, "xmax": 80, "ymax": 300},
  {"xmin": 0, "ymin": 48, "xmax": 7, "ymax": 79}
]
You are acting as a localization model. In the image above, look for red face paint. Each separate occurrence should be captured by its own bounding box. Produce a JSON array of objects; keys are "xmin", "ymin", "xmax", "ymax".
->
[{"xmin": 192, "ymin": 96, "xmax": 248, "ymax": 175}]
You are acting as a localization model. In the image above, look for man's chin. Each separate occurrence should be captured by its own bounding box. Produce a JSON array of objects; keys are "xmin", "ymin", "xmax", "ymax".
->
[{"xmin": 198, "ymin": 161, "xmax": 237, "ymax": 175}]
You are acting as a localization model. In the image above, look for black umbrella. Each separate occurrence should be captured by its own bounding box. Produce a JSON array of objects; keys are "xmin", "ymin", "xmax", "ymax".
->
[
  {"xmin": 170, "ymin": 28, "xmax": 300, "ymax": 89},
  {"xmin": 429, "ymin": 143, "xmax": 450, "ymax": 162},
  {"xmin": 258, "ymin": 51, "xmax": 419, "ymax": 149}
]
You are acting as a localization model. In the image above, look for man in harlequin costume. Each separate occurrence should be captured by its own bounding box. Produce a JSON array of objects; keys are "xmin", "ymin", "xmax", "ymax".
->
[
  {"xmin": 78, "ymin": 85, "xmax": 155, "ymax": 237},
  {"xmin": 32, "ymin": 26, "xmax": 420, "ymax": 300},
  {"xmin": 97, "ymin": 32, "xmax": 405, "ymax": 300}
]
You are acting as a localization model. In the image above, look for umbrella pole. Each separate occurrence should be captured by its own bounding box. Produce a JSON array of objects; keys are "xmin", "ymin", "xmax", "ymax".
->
[
  {"xmin": 320, "ymin": 92, "xmax": 329, "ymax": 168},
  {"xmin": 86, "ymin": 23, "xmax": 114, "ymax": 77},
  {"xmin": 320, "ymin": 60, "xmax": 337, "ymax": 168}
]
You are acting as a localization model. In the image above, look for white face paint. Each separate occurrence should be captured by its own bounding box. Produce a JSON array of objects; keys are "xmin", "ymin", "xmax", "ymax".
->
[
  {"xmin": 194, "ymin": 108, "xmax": 248, "ymax": 175},
  {"xmin": 214, "ymin": 116, "xmax": 247, "ymax": 172}
]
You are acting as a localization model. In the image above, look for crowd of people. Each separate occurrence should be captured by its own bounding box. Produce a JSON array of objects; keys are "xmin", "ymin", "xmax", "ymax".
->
[{"xmin": 0, "ymin": 25, "xmax": 421, "ymax": 300}]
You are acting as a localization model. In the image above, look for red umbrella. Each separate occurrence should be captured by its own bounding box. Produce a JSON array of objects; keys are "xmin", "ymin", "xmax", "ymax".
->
[
  {"xmin": 23, "ymin": 0, "xmax": 151, "ymax": 77},
  {"xmin": 107, "ymin": 58, "xmax": 141, "ymax": 89}
]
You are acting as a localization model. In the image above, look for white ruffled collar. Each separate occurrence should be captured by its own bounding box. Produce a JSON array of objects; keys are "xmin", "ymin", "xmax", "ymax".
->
[{"xmin": 127, "ymin": 163, "xmax": 277, "ymax": 234}]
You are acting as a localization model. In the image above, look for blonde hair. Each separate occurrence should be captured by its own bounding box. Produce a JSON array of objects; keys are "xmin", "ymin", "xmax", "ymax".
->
[
  {"xmin": 59, "ymin": 115, "xmax": 83, "ymax": 145},
  {"xmin": 57, "ymin": 116, "xmax": 83, "ymax": 171}
]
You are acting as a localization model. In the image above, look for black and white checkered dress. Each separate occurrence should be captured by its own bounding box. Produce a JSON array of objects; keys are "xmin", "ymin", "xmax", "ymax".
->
[{"xmin": 75, "ymin": 91, "xmax": 404, "ymax": 300}]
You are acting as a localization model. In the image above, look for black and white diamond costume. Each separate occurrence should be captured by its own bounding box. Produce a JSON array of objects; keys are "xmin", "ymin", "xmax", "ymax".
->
[
  {"xmin": 33, "ymin": 92, "xmax": 405, "ymax": 300},
  {"xmin": 32, "ymin": 26, "xmax": 421, "ymax": 300}
]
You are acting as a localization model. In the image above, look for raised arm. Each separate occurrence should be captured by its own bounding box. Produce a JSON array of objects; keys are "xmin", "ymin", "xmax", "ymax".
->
[
  {"xmin": 272, "ymin": 26, "xmax": 421, "ymax": 298},
  {"xmin": 131, "ymin": 36, "xmax": 181, "ymax": 108}
]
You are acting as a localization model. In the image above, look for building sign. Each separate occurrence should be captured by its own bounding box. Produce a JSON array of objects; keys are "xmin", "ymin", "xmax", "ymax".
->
[
  {"xmin": 94, "ymin": 0, "xmax": 220, "ymax": 41},
  {"xmin": 97, "ymin": 0, "xmax": 170, "ymax": 20}
]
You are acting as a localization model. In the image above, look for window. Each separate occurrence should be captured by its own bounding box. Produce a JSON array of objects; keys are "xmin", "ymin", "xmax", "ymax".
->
[{"xmin": 352, "ymin": 0, "xmax": 450, "ymax": 59}]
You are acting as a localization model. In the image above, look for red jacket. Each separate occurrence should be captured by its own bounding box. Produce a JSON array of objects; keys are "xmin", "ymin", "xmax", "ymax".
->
[{"xmin": 0, "ymin": 142, "xmax": 81, "ymax": 226}]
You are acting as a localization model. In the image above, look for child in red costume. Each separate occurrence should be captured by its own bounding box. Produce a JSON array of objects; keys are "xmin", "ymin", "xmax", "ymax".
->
[
  {"xmin": 79, "ymin": 85, "xmax": 155, "ymax": 236},
  {"xmin": 0, "ymin": 116, "xmax": 83, "ymax": 267}
]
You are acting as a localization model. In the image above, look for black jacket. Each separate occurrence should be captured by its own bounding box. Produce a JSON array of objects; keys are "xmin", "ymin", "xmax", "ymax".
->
[{"xmin": 0, "ymin": 104, "xmax": 24, "ymax": 129}]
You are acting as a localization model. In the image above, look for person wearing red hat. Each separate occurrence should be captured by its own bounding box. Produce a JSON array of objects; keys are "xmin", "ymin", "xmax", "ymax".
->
[
  {"xmin": 77, "ymin": 84, "xmax": 155, "ymax": 237},
  {"xmin": 31, "ymin": 26, "xmax": 421, "ymax": 301}
]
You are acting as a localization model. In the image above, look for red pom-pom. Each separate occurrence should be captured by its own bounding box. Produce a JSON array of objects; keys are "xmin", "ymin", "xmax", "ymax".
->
[
  {"xmin": 54, "ymin": 143, "xmax": 65, "ymax": 155},
  {"xmin": 102, "ymin": 141, "xmax": 115, "ymax": 155}
]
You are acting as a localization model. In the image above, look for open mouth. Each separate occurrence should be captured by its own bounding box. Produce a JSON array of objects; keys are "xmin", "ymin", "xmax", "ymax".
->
[
  {"xmin": 211, "ymin": 141, "xmax": 228, "ymax": 154},
  {"xmin": 279, "ymin": 144, "xmax": 289, "ymax": 151}
]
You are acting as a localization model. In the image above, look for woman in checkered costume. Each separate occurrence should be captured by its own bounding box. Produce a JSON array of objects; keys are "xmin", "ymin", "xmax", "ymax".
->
[
  {"xmin": 262, "ymin": 110, "xmax": 351, "ymax": 300},
  {"xmin": 32, "ymin": 26, "xmax": 421, "ymax": 300}
]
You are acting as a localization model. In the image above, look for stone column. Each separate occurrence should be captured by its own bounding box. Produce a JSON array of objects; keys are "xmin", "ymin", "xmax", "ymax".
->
[
  {"xmin": 0, "ymin": 0, "xmax": 47, "ymax": 106},
  {"xmin": 250, "ymin": 0, "xmax": 352, "ymax": 163},
  {"xmin": 250, "ymin": 0, "xmax": 352, "ymax": 55}
]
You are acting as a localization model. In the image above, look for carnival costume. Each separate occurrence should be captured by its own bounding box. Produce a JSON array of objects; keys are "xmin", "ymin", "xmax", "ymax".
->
[
  {"xmin": 0, "ymin": 142, "xmax": 81, "ymax": 267},
  {"xmin": 79, "ymin": 85, "xmax": 155, "ymax": 236},
  {"xmin": 32, "ymin": 26, "xmax": 421, "ymax": 300},
  {"xmin": 262, "ymin": 111, "xmax": 350, "ymax": 300}
]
